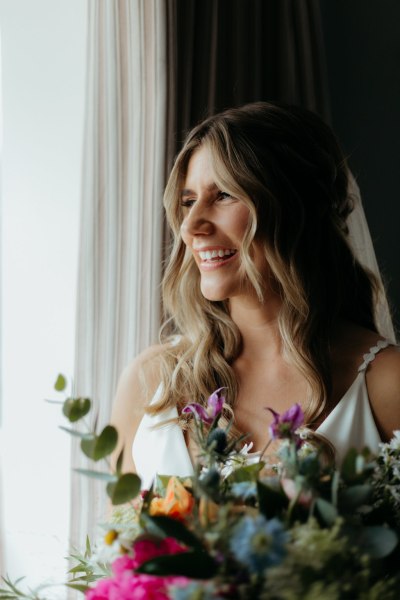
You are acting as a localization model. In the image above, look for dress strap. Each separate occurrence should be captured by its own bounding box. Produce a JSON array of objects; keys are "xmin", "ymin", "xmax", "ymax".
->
[{"xmin": 357, "ymin": 339, "xmax": 390, "ymax": 372}]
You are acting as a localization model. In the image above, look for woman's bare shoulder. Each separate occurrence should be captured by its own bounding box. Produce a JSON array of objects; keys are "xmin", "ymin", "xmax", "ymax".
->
[
  {"xmin": 110, "ymin": 343, "xmax": 168, "ymax": 471},
  {"xmin": 367, "ymin": 343, "xmax": 400, "ymax": 441}
]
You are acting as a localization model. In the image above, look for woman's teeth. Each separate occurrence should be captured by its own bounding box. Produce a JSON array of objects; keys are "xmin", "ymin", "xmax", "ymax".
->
[{"xmin": 199, "ymin": 249, "xmax": 236, "ymax": 261}]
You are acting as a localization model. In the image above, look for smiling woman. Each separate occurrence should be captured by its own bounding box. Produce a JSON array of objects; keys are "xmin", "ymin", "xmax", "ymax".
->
[{"xmin": 111, "ymin": 101, "xmax": 400, "ymax": 485}]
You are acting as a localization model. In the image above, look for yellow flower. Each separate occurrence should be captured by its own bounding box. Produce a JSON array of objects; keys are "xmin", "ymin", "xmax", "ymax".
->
[
  {"xmin": 149, "ymin": 477, "xmax": 194, "ymax": 521},
  {"xmin": 104, "ymin": 529, "xmax": 118, "ymax": 545}
]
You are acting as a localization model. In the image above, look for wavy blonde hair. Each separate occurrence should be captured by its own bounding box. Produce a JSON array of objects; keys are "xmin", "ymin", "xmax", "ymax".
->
[{"xmin": 147, "ymin": 102, "xmax": 380, "ymax": 428}]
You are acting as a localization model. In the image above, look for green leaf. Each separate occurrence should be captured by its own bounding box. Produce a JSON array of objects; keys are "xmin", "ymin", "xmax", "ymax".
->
[
  {"xmin": 142, "ymin": 514, "xmax": 203, "ymax": 550},
  {"xmin": 341, "ymin": 448, "xmax": 359, "ymax": 482},
  {"xmin": 339, "ymin": 484, "xmax": 372, "ymax": 511},
  {"xmin": 257, "ymin": 480, "xmax": 288, "ymax": 518},
  {"xmin": 66, "ymin": 583, "xmax": 91, "ymax": 592},
  {"xmin": 355, "ymin": 526, "xmax": 398, "ymax": 559},
  {"xmin": 227, "ymin": 461, "xmax": 264, "ymax": 483},
  {"xmin": 81, "ymin": 425, "xmax": 118, "ymax": 461},
  {"xmin": 154, "ymin": 474, "xmax": 172, "ymax": 496},
  {"xmin": 137, "ymin": 550, "xmax": 217, "ymax": 579},
  {"xmin": 59, "ymin": 426, "xmax": 94, "ymax": 439},
  {"xmin": 116, "ymin": 448, "xmax": 124, "ymax": 475},
  {"xmin": 106, "ymin": 473, "xmax": 141, "ymax": 505},
  {"xmin": 54, "ymin": 373, "xmax": 67, "ymax": 392},
  {"xmin": 63, "ymin": 397, "xmax": 91, "ymax": 422},
  {"xmin": 74, "ymin": 468, "xmax": 118, "ymax": 482},
  {"xmin": 315, "ymin": 498, "xmax": 338, "ymax": 526}
]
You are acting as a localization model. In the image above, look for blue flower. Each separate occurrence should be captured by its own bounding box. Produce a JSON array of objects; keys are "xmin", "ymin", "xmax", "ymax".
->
[{"xmin": 230, "ymin": 515, "xmax": 288, "ymax": 574}]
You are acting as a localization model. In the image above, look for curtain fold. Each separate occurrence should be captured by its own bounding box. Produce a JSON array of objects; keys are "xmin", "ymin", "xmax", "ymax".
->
[
  {"xmin": 70, "ymin": 0, "xmax": 167, "ymax": 549},
  {"xmin": 166, "ymin": 0, "xmax": 330, "ymax": 170}
]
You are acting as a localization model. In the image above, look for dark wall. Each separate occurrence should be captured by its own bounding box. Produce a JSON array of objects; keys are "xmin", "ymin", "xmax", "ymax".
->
[{"xmin": 320, "ymin": 0, "xmax": 400, "ymax": 334}]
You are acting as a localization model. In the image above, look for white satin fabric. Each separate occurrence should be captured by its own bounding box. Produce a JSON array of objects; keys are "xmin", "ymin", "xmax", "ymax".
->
[{"xmin": 132, "ymin": 340, "xmax": 391, "ymax": 488}]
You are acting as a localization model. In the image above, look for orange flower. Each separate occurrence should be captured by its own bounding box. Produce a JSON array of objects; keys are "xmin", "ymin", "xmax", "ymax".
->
[{"xmin": 149, "ymin": 477, "xmax": 195, "ymax": 521}]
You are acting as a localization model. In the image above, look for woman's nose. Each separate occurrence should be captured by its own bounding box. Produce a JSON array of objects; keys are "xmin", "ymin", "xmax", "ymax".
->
[{"xmin": 180, "ymin": 202, "xmax": 214, "ymax": 239}]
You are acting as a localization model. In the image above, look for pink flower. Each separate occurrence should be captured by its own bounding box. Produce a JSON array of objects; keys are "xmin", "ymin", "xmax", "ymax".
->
[
  {"xmin": 85, "ymin": 537, "xmax": 189, "ymax": 600},
  {"xmin": 182, "ymin": 388, "xmax": 225, "ymax": 424},
  {"xmin": 281, "ymin": 477, "xmax": 313, "ymax": 508},
  {"xmin": 86, "ymin": 573, "xmax": 188, "ymax": 600},
  {"xmin": 132, "ymin": 537, "xmax": 187, "ymax": 568}
]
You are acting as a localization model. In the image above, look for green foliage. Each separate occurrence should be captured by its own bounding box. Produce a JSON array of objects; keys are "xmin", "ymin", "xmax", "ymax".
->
[
  {"xmin": 62, "ymin": 397, "xmax": 91, "ymax": 423},
  {"xmin": 0, "ymin": 576, "xmax": 49, "ymax": 600},
  {"xmin": 80, "ymin": 425, "xmax": 118, "ymax": 461},
  {"xmin": 142, "ymin": 514, "xmax": 204, "ymax": 550},
  {"xmin": 106, "ymin": 472, "xmax": 141, "ymax": 504},
  {"xmin": 137, "ymin": 550, "xmax": 218, "ymax": 579},
  {"xmin": 54, "ymin": 373, "xmax": 67, "ymax": 392}
]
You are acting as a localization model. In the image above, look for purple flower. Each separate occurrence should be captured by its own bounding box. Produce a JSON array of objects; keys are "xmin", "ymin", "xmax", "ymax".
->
[
  {"xmin": 266, "ymin": 403, "xmax": 304, "ymax": 441},
  {"xmin": 182, "ymin": 387, "xmax": 225, "ymax": 425}
]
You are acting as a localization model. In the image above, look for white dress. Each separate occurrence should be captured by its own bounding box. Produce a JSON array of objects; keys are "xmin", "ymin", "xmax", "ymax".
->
[{"xmin": 132, "ymin": 340, "xmax": 390, "ymax": 489}]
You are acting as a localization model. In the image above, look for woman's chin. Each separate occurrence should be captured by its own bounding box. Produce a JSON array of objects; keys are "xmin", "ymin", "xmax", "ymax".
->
[{"xmin": 200, "ymin": 283, "xmax": 229, "ymax": 303}]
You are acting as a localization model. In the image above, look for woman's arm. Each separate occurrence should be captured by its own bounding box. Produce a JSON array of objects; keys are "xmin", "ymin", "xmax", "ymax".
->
[
  {"xmin": 367, "ymin": 345, "xmax": 400, "ymax": 441},
  {"xmin": 110, "ymin": 344, "xmax": 164, "ymax": 473}
]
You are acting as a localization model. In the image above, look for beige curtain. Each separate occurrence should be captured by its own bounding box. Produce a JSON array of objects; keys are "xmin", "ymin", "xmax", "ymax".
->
[{"xmin": 70, "ymin": 0, "xmax": 167, "ymax": 549}]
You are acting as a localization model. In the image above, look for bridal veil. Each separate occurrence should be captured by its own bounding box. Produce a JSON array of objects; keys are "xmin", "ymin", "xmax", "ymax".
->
[{"xmin": 347, "ymin": 173, "xmax": 396, "ymax": 342}]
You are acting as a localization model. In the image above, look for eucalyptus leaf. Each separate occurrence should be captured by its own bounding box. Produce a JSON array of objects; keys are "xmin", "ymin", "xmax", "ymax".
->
[
  {"xmin": 80, "ymin": 425, "xmax": 118, "ymax": 461},
  {"xmin": 66, "ymin": 583, "xmax": 91, "ymax": 593},
  {"xmin": 106, "ymin": 473, "xmax": 141, "ymax": 505},
  {"xmin": 74, "ymin": 468, "xmax": 118, "ymax": 482},
  {"xmin": 341, "ymin": 448, "xmax": 358, "ymax": 482},
  {"xmin": 137, "ymin": 550, "xmax": 217, "ymax": 579},
  {"xmin": 63, "ymin": 397, "xmax": 91, "ymax": 423},
  {"xmin": 339, "ymin": 484, "xmax": 372, "ymax": 511},
  {"xmin": 54, "ymin": 373, "xmax": 67, "ymax": 392},
  {"xmin": 257, "ymin": 480, "xmax": 288, "ymax": 518},
  {"xmin": 315, "ymin": 497, "xmax": 338, "ymax": 526},
  {"xmin": 142, "ymin": 514, "xmax": 203, "ymax": 550},
  {"xmin": 355, "ymin": 526, "xmax": 398, "ymax": 559},
  {"xmin": 59, "ymin": 426, "xmax": 94, "ymax": 440},
  {"xmin": 116, "ymin": 448, "xmax": 124, "ymax": 475}
]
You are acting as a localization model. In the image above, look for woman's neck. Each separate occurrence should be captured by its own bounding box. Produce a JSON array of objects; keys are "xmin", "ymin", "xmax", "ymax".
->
[{"xmin": 229, "ymin": 294, "xmax": 283, "ymax": 361}]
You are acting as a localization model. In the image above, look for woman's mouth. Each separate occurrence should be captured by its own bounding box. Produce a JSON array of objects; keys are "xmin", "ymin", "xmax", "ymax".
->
[{"xmin": 197, "ymin": 248, "xmax": 238, "ymax": 269}]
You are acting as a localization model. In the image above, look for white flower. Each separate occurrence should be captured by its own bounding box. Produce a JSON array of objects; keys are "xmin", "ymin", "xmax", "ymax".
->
[
  {"xmin": 220, "ymin": 442, "xmax": 255, "ymax": 478},
  {"xmin": 389, "ymin": 430, "xmax": 400, "ymax": 452}
]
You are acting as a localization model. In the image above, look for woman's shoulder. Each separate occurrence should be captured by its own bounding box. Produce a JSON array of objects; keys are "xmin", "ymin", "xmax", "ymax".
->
[
  {"xmin": 116, "ymin": 343, "xmax": 168, "ymax": 405},
  {"xmin": 365, "ymin": 336, "xmax": 400, "ymax": 441},
  {"xmin": 332, "ymin": 321, "xmax": 400, "ymax": 441},
  {"xmin": 110, "ymin": 343, "xmax": 170, "ymax": 472}
]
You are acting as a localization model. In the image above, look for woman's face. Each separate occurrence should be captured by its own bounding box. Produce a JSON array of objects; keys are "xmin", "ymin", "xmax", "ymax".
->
[{"xmin": 179, "ymin": 145, "xmax": 270, "ymax": 302}]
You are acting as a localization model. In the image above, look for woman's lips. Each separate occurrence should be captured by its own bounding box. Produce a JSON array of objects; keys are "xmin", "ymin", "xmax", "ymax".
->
[{"xmin": 197, "ymin": 249, "xmax": 238, "ymax": 270}]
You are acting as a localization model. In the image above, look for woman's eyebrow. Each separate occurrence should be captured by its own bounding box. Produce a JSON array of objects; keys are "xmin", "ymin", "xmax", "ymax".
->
[
  {"xmin": 180, "ymin": 183, "xmax": 219, "ymax": 197},
  {"xmin": 180, "ymin": 188, "xmax": 195, "ymax": 198}
]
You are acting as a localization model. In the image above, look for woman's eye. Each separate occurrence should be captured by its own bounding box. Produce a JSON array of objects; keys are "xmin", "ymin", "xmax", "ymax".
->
[
  {"xmin": 217, "ymin": 191, "xmax": 232, "ymax": 201},
  {"xmin": 180, "ymin": 198, "xmax": 195, "ymax": 208}
]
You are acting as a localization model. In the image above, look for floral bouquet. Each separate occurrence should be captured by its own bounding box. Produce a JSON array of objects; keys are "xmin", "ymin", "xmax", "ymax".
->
[{"xmin": 2, "ymin": 377, "xmax": 400, "ymax": 599}]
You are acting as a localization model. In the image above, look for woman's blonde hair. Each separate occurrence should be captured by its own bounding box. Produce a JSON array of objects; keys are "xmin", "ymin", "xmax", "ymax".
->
[{"xmin": 147, "ymin": 102, "xmax": 380, "ymax": 428}]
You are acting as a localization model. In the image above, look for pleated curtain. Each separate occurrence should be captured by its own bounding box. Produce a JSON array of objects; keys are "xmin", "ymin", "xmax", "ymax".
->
[
  {"xmin": 71, "ymin": 0, "xmax": 330, "ymax": 551},
  {"xmin": 166, "ymin": 0, "xmax": 330, "ymax": 169},
  {"xmin": 70, "ymin": 0, "xmax": 167, "ymax": 550}
]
